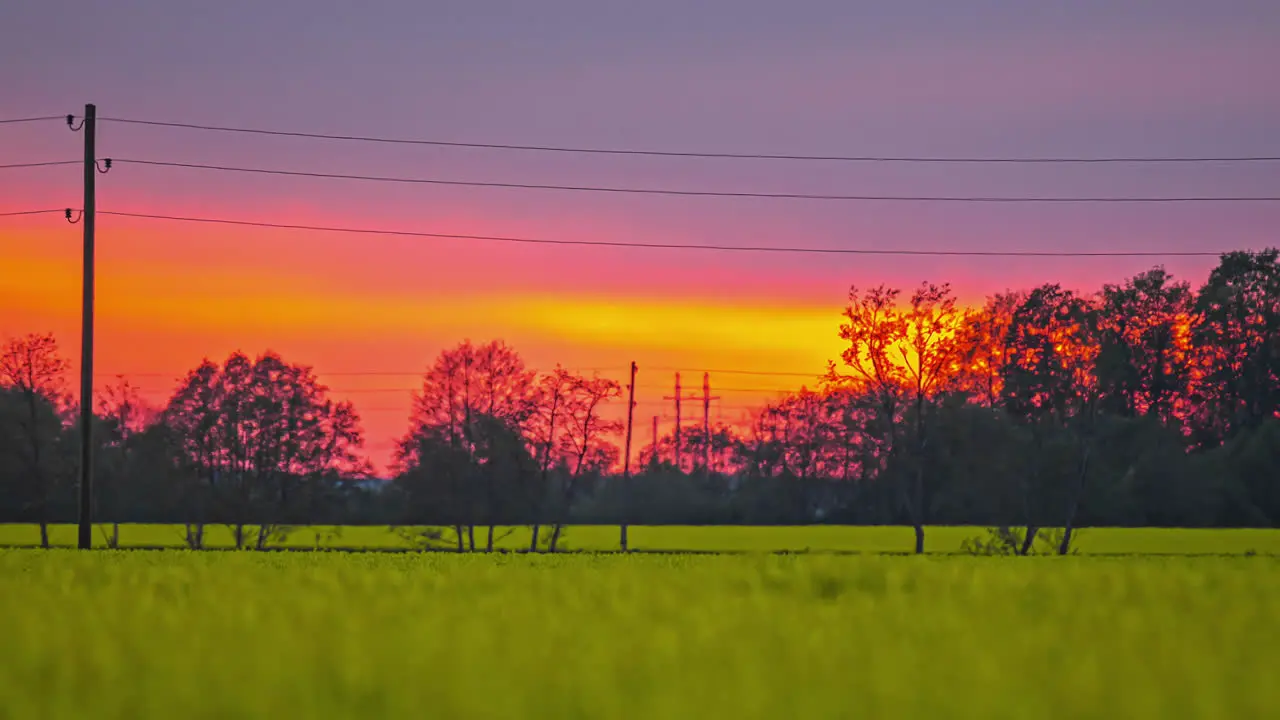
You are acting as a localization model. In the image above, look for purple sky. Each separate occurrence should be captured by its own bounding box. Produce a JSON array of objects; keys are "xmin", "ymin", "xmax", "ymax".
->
[{"xmin": 3, "ymin": 0, "xmax": 1280, "ymax": 305}]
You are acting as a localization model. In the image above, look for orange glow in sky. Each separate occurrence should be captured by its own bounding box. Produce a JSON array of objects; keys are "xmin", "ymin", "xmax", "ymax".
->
[
  {"xmin": 2, "ymin": 214, "xmax": 857, "ymax": 470},
  {"xmin": 4, "ymin": 0, "xmax": 1280, "ymax": 477}
]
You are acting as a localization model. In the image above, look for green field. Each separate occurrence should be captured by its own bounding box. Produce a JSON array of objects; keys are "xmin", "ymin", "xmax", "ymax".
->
[
  {"xmin": 0, "ymin": 550, "xmax": 1276, "ymax": 718},
  {"xmin": 2, "ymin": 523, "xmax": 1279, "ymax": 555}
]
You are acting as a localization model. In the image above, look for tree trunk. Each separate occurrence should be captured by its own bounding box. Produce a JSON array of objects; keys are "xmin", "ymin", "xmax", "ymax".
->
[
  {"xmin": 549, "ymin": 523, "xmax": 564, "ymax": 553},
  {"xmin": 1059, "ymin": 525, "xmax": 1075, "ymax": 556},
  {"xmin": 911, "ymin": 462, "xmax": 926, "ymax": 555},
  {"xmin": 185, "ymin": 523, "xmax": 205, "ymax": 550},
  {"xmin": 534, "ymin": 394, "xmax": 559, "ymax": 554},
  {"xmin": 913, "ymin": 399, "xmax": 926, "ymax": 555},
  {"xmin": 454, "ymin": 524, "xmax": 465, "ymax": 552},
  {"xmin": 1019, "ymin": 526, "xmax": 1039, "ymax": 556},
  {"xmin": 620, "ymin": 524, "xmax": 628, "ymax": 552},
  {"xmin": 1059, "ymin": 445, "xmax": 1091, "ymax": 555},
  {"xmin": 467, "ymin": 525, "xmax": 476, "ymax": 551},
  {"xmin": 110, "ymin": 523, "xmax": 120, "ymax": 549},
  {"xmin": 486, "ymin": 525, "xmax": 495, "ymax": 552},
  {"xmin": 1020, "ymin": 428, "xmax": 1043, "ymax": 555},
  {"xmin": 27, "ymin": 393, "xmax": 48, "ymax": 550},
  {"xmin": 234, "ymin": 523, "xmax": 245, "ymax": 549}
]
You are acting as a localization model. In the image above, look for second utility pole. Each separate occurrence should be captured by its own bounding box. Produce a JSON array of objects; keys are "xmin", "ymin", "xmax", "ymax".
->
[
  {"xmin": 663, "ymin": 373, "xmax": 683, "ymax": 471},
  {"xmin": 77, "ymin": 103, "xmax": 97, "ymax": 551},
  {"xmin": 651, "ymin": 416, "xmax": 658, "ymax": 470},
  {"xmin": 701, "ymin": 372, "xmax": 719, "ymax": 475},
  {"xmin": 621, "ymin": 361, "xmax": 636, "ymax": 552}
]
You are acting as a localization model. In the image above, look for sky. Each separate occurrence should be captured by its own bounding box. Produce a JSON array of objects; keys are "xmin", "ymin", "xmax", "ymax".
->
[{"xmin": 2, "ymin": 0, "xmax": 1279, "ymax": 469}]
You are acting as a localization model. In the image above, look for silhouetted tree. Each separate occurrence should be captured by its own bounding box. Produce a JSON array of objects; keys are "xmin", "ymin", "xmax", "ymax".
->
[
  {"xmin": 1096, "ymin": 267, "xmax": 1194, "ymax": 422},
  {"xmin": 1002, "ymin": 284, "xmax": 1101, "ymax": 553},
  {"xmin": 953, "ymin": 291, "xmax": 1023, "ymax": 407},
  {"xmin": 527, "ymin": 365, "xmax": 574, "ymax": 550},
  {"xmin": 829, "ymin": 282, "xmax": 964, "ymax": 553},
  {"xmin": 400, "ymin": 340, "xmax": 536, "ymax": 549},
  {"xmin": 1189, "ymin": 249, "xmax": 1280, "ymax": 445},
  {"xmin": 165, "ymin": 351, "xmax": 365, "ymax": 548},
  {"xmin": 549, "ymin": 373, "xmax": 621, "ymax": 552},
  {"xmin": 5, "ymin": 247, "xmax": 1280, "ymax": 538},
  {"xmin": 94, "ymin": 377, "xmax": 155, "ymax": 546},
  {"xmin": 0, "ymin": 333, "xmax": 70, "ymax": 547}
]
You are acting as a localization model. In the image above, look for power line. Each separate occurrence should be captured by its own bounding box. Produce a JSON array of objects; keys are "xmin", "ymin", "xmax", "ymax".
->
[
  {"xmin": 104, "ymin": 378, "xmax": 801, "ymax": 394},
  {"xmin": 0, "ymin": 115, "xmax": 64, "ymax": 126},
  {"xmin": 0, "ymin": 208, "xmax": 67, "ymax": 218},
  {"xmin": 94, "ymin": 367, "xmax": 626, "ymax": 379},
  {"xmin": 112, "ymin": 157, "xmax": 1280, "ymax": 203},
  {"xmin": 92, "ymin": 209, "xmax": 1248, "ymax": 257},
  {"xmin": 85, "ymin": 386, "xmax": 768, "ymax": 413},
  {"xmin": 637, "ymin": 384, "xmax": 803, "ymax": 394},
  {"xmin": 0, "ymin": 160, "xmax": 80, "ymax": 170},
  {"xmin": 648, "ymin": 367, "xmax": 823, "ymax": 378},
  {"xmin": 636, "ymin": 400, "xmax": 760, "ymax": 409},
  {"xmin": 97, "ymin": 116, "xmax": 1280, "ymax": 164},
  {"xmin": 95, "ymin": 384, "xmax": 772, "ymax": 411},
  {"xmin": 98, "ymin": 371, "xmax": 825, "ymax": 395},
  {"xmin": 117, "ymin": 384, "xmax": 805, "ymax": 395}
]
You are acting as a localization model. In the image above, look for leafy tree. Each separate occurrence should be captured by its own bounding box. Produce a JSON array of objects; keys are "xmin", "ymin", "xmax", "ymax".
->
[
  {"xmin": 830, "ymin": 286, "xmax": 909, "ymax": 536},
  {"xmin": 1189, "ymin": 249, "xmax": 1280, "ymax": 444},
  {"xmin": 6, "ymin": 244, "xmax": 1279, "ymax": 539},
  {"xmin": 1001, "ymin": 284, "xmax": 1101, "ymax": 553},
  {"xmin": 1215, "ymin": 419, "xmax": 1280, "ymax": 525},
  {"xmin": 897, "ymin": 282, "xmax": 967, "ymax": 553},
  {"xmin": 918, "ymin": 399, "xmax": 1027, "ymax": 525},
  {"xmin": 165, "ymin": 351, "xmax": 365, "ymax": 549},
  {"xmin": 400, "ymin": 340, "xmax": 536, "ymax": 549},
  {"xmin": 94, "ymin": 377, "xmax": 156, "ymax": 546},
  {"xmin": 830, "ymin": 282, "xmax": 964, "ymax": 553},
  {"xmin": 548, "ymin": 373, "xmax": 622, "ymax": 552},
  {"xmin": 526, "ymin": 365, "xmax": 575, "ymax": 549},
  {"xmin": 0, "ymin": 333, "xmax": 70, "ymax": 547},
  {"xmin": 404, "ymin": 339, "xmax": 536, "ymax": 453},
  {"xmin": 952, "ymin": 291, "xmax": 1024, "ymax": 407},
  {"xmin": 1086, "ymin": 414, "xmax": 1219, "ymax": 527},
  {"xmin": 1096, "ymin": 267, "xmax": 1194, "ymax": 422}
]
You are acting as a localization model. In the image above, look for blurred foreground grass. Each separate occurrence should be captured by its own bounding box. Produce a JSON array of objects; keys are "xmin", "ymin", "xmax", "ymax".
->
[{"xmin": 0, "ymin": 550, "xmax": 1275, "ymax": 719}]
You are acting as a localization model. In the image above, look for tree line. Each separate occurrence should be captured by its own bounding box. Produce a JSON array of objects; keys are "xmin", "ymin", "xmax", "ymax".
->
[{"xmin": 1, "ymin": 249, "xmax": 1278, "ymax": 551}]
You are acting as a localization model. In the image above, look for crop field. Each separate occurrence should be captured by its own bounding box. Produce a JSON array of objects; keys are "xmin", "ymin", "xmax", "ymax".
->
[
  {"xmin": 3, "ymin": 523, "xmax": 1280, "ymax": 555},
  {"xmin": 1, "ymin": 549, "xmax": 1276, "ymax": 719}
]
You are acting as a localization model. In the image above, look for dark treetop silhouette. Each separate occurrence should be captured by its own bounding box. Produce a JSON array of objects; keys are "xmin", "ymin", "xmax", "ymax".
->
[{"xmin": 2, "ymin": 251, "xmax": 1278, "ymax": 551}]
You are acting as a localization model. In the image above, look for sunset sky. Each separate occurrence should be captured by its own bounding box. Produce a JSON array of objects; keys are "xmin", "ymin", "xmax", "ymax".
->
[{"xmin": 3, "ymin": 0, "xmax": 1279, "ymax": 469}]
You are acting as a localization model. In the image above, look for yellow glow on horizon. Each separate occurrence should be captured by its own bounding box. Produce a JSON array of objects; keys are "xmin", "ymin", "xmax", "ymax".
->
[{"xmin": 2, "ymin": 249, "xmax": 844, "ymax": 366}]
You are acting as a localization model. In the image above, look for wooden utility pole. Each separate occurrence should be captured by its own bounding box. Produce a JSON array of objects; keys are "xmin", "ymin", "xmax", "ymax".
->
[
  {"xmin": 77, "ymin": 103, "xmax": 96, "ymax": 550},
  {"xmin": 621, "ymin": 361, "xmax": 637, "ymax": 552},
  {"xmin": 650, "ymin": 415, "xmax": 658, "ymax": 470},
  {"xmin": 663, "ymin": 372, "xmax": 708, "ymax": 474},
  {"xmin": 701, "ymin": 372, "xmax": 720, "ymax": 474},
  {"xmin": 623, "ymin": 362, "xmax": 637, "ymax": 477},
  {"xmin": 663, "ymin": 373, "xmax": 683, "ymax": 471}
]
